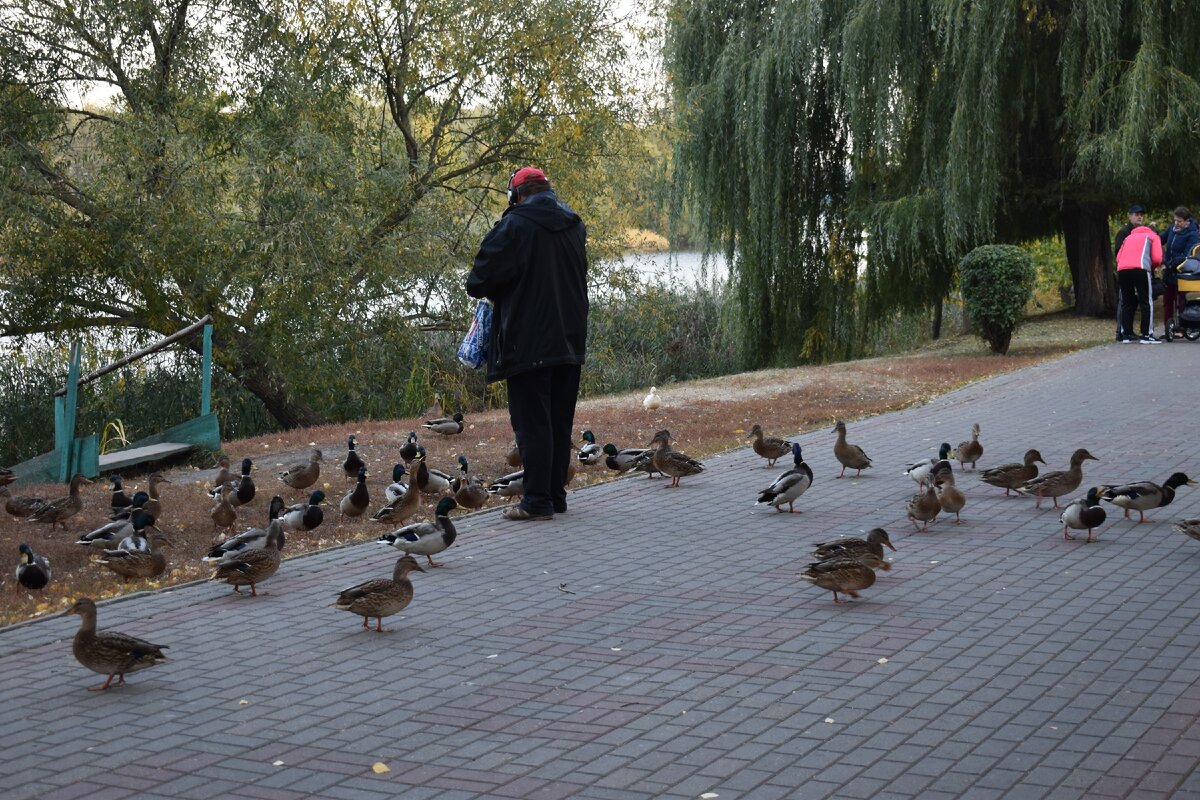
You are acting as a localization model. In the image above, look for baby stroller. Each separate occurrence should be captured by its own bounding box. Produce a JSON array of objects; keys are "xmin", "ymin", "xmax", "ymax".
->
[{"xmin": 1164, "ymin": 245, "xmax": 1200, "ymax": 342}]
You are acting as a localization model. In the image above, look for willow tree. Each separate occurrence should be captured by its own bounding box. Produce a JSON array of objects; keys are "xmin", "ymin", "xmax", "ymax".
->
[
  {"xmin": 0, "ymin": 0, "xmax": 632, "ymax": 428},
  {"xmin": 668, "ymin": 0, "xmax": 1200, "ymax": 364}
]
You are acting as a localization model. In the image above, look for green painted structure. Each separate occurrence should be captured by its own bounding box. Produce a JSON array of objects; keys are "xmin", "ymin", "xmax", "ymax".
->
[{"xmin": 8, "ymin": 318, "xmax": 220, "ymax": 485}]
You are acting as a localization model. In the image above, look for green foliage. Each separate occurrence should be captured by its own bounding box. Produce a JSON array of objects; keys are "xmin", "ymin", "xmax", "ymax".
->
[
  {"xmin": 959, "ymin": 246, "xmax": 1036, "ymax": 355},
  {"xmin": 0, "ymin": 0, "xmax": 640, "ymax": 429},
  {"xmin": 666, "ymin": 0, "xmax": 1200, "ymax": 344}
]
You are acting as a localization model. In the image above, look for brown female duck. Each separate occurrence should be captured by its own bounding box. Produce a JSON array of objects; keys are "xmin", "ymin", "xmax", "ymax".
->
[
  {"xmin": 333, "ymin": 555, "xmax": 425, "ymax": 632},
  {"xmin": 67, "ymin": 598, "xmax": 169, "ymax": 690},
  {"xmin": 980, "ymin": 449, "xmax": 1045, "ymax": 496},
  {"xmin": 833, "ymin": 421, "xmax": 872, "ymax": 478},
  {"xmin": 29, "ymin": 473, "xmax": 91, "ymax": 530}
]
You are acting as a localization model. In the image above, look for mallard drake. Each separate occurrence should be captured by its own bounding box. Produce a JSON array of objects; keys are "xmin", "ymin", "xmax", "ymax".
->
[
  {"xmin": 67, "ymin": 598, "xmax": 169, "ymax": 691},
  {"xmin": 279, "ymin": 491, "xmax": 325, "ymax": 532},
  {"xmin": 813, "ymin": 528, "xmax": 895, "ymax": 569},
  {"xmin": 1, "ymin": 486, "xmax": 47, "ymax": 518},
  {"xmin": 506, "ymin": 443, "xmax": 522, "ymax": 468},
  {"xmin": 578, "ymin": 431, "xmax": 603, "ymax": 465},
  {"xmin": 205, "ymin": 496, "xmax": 286, "ymax": 561},
  {"xmin": 1101, "ymin": 472, "xmax": 1195, "ymax": 523},
  {"xmin": 934, "ymin": 472, "xmax": 966, "ymax": 524},
  {"xmin": 377, "ymin": 497, "xmax": 459, "ymax": 567},
  {"xmin": 748, "ymin": 424, "xmax": 792, "ymax": 467},
  {"xmin": 333, "ymin": 555, "xmax": 425, "ymax": 632},
  {"xmin": 643, "ymin": 386, "xmax": 662, "ymax": 411},
  {"xmin": 488, "ymin": 470, "xmax": 524, "ymax": 499},
  {"xmin": 107, "ymin": 485, "xmax": 150, "ymax": 521},
  {"xmin": 399, "ymin": 432, "xmax": 420, "ymax": 465},
  {"xmin": 800, "ymin": 558, "xmax": 876, "ymax": 603},
  {"xmin": 340, "ymin": 466, "xmax": 370, "ymax": 522},
  {"xmin": 602, "ymin": 443, "xmax": 650, "ymax": 475},
  {"xmin": 833, "ymin": 421, "xmax": 872, "ymax": 478},
  {"xmin": 904, "ymin": 444, "xmax": 952, "ymax": 489},
  {"xmin": 29, "ymin": 473, "xmax": 91, "ymax": 530},
  {"xmin": 17, "ymin": 543, "xmax": 51, "ymax": 590},
  {"xmin": 209, "ymin": 458, "xmax": 256, "ymax": 507},
  {"xmin": 1061, "ymin": 487, "xmax": 1108, "ymax": 542},
  {"xmin": 210, "ymin": 520, "xmax": 284, "ymax": 596},
  {"xmin": 756, "ymin": 443, "xmax": 813, "ymax": 513},
  {"xmin": 980, "ymin": 449, "xmax": 1045, "ymax": 496},
  {"xmin": 343, "ymin": 435, "xmax": 365, "ymax": 482},
  {"xmin": 373, "ymin": 467, "xmax": 419, "ymax": 525},
  {"xmin": 906, "ymin": 485, "xmax": 941, "ymax": 530},
  {"xmin": 384, "ymin": 463, "xmax": 407, "ymax": 504},
  {"xmin": 96, "ymin": 529, "xmax": 171, "ymax": 584},
  {"xmin": 108, "ymin": 474, "xmax": 132, "ymax": 516},
  {"xmin": 0, "ymin": 467, "xmax": 15, "ymax": 486},
  {"xmin": 648, "ymin": 430, "xmax": 705, "ymax": 488},
  {"xmin": 955, "ymin": 424, "xmax": 984, "ymax": 470},
  {"xmin": 423, "ymin": 412, "xmax": 464, "ymax": 436},
  {"xmin": 210, "ymin": 484, "xmax": 237, "ymax": 533},
  {"xmin": 278, "ymin": 449, "xmax": 321, "ymax": 495},
  {"xmin": 1174, "ymin": 519, "xmax": 1200, "ymax": 542},
  {"xmin": 1017, "ymin": 449, "xmax": 1098, "ymax": 509},
  {"xmin": 76, "ymin": 498, "xmax": 151, "ymax": 551},
  {"xmin": 414, "ymin": 447, "xmax": 452, "ymax": 494}
]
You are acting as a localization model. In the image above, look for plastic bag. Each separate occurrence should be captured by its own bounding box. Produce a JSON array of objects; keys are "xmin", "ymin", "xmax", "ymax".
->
[{"xmin": 457, "ymin": 299, "xmax": 492, "ymax": 369}]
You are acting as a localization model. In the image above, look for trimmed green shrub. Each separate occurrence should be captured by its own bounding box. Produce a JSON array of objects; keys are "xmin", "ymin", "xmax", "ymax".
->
[{"xmin": 959, "ymin": 245, "xmax": 1036, "ymax": 354}]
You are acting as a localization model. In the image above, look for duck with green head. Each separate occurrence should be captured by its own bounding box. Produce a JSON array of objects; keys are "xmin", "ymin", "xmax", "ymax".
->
[{"xmin": 377, "ymin": 497, "xmax": 459, "ymax": 567}]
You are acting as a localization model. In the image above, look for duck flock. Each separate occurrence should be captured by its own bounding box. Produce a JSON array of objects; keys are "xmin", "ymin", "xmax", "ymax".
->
[{"xmin": 3, "ymin": 408, "xmax": 1198, "ymax": 691}]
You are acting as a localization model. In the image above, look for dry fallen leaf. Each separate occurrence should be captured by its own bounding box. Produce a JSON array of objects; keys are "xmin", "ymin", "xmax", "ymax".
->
[
  {"xmin": 372, "ymin": 762, "xmax": 390, "ymax": 774},
  {"xmin": 273, "ymin": 760, "xmax": 285, "ymax": 766},
  {"xmin": 877, "ymin": 658, "xmax": 889, "ymax": 664},
  {"xmin": 824, "ymin": 718, "xmax": 835, "ymax": 723},
  {"xmin": 238, "ymin": 699, "xmax": 250, "ymax": 705}
]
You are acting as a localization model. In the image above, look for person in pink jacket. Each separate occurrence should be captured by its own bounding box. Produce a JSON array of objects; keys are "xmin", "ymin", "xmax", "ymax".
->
[{"xmin": 1115, "ymin": 224, "xmax": 1164, "ymax": 343}]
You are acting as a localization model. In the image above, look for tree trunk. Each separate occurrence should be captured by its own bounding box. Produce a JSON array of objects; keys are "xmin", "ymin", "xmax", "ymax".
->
[
  {"xmin": 183, "ymin": 327, "xmax": 323, "ymax": 430},
  {"xmin": 1062, "ymin": 200, "xmax": 1116, "ymax": 317},
  {"xmin": 931, "ymin": 297, "xmax": 943, "ymax": 340}
]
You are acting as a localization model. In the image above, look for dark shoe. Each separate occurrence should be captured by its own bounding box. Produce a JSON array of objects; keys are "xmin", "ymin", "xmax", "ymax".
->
[
  {"xmin": 503, "ymin": 506, "xmax": 552, "ymax": 521},
  {"xmin": 1140, "ymin": 334, "xmax": 1162, "ymax": 344},
  {"xmin": 553, "ymin": 501, "xmax": 568, "ymax": 514}
]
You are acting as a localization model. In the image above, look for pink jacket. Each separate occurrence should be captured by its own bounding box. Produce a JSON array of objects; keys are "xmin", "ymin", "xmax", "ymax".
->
[{"xmin": 1116, "ymin": 225, "xmax": 1163, "ymax": 271}]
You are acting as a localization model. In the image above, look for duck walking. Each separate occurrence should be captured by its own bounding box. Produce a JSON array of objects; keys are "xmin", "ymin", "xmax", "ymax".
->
[
  {"xmin": 649, "ymin": 430, "xmax": 705, "ymax": 488},
  {"xmin": 208, "ymin": 458, "xmax": 256, "ymax": 507},
  {"xmin": 904, "ymin": 444, "xmax": 952, "ymax": 489},
  {"xmin": 1101, "ymin": 473, "xmax": 1195, "ymax": 523},
  {"xmin": 748, "ymin": 424, "xmax": 792, "ymax": 467},
  {"xmin": 833, "ymin": 421, "xmax": 872, "ymax": 478},
  {"xmin": 210, "ymin": 520, "xmax": 284, "ymax": 596},
  {"xmin": 488, "ymin": 470, "xmax": 525, "ymax": 500},
  {"xmin": 1060, "ymin": 487, "xmax": 1108, "ymax": 542},
  {"xmin": 934, "ymin": 472, "xmax": 967, "ymax": 524},
  {"xmin": 76, "ymin": 495, "xmax": 150, "ymax": 551},
  {"xmin": 29, "ymin": 473, "xmax": 91, "ymax": 530},
  {"xmin": 980, "ymin": 449, "xmax": 1045, "ymax": 496},
  {"xmin": 755, "ymin": 443, "xmax": 813, "ymax": 513},
  {"xmin": 1, "ymin": 486, "xmax": 46, "ymax": 519},
  {"xmin": 643, "ymin": 386, "xmax": 662, "ymax": 411},
  {"xmin": 333, "ymin": 555, "xmax": 425, "ymax": 632},
  {"xmin": 906, "ymin": 485, "xmax": 941, "ymax": 530},
  {"xmin": 279, "ymin": 491, "xmax": 326, "ymax": 532},
  {"xmin": 67, "ymin": 598, "xmax": 169, "ymax": 691},
  {"xmin": 577, "ymin": 431, "xmax": 603, "ymax": 465},
  {"xmin": 373, "ymin": 466, "xmax": 420, "ymax": 525},
  {"xmin": 204, "ymin": 497, "xmax": 286, "ymax": 561},
  {"xmin": 814, "ymin": 528, "xmax": 895, "ymax": 568},
  {"xmin": 377, "ymin": 497, "xmax": 459, "ymax": 568},
  {"xmin": 210, "ymin": 484, "xmax": 238, "ymax": 534},
  {"xmin": 16, "ymin": 543, "xmax": 51, "ymax": 590},
  {"xmin": 954, "ymin": 424, "xmax": 984, "ymax": 470},
  {"xmin": 343, "ymin": 435, "xmax": 365, "ymax": 482},
  {"xmin": 278, "ymin": 449, "xmax": 322, "ymax": 496},
  {"xmin": 800, "ymin": 559, "xmax": 876, "ymax": 603},
  {"xmin": 1016, "ymin": 449, "xmax": 1098, "ymax": 509},
  {"xmin": 108, "ymin": 474, "xmax": 132, "ymax": 516},
  {"xmin": 399, "ymin": 432, "xmax": 420, "ymax": 465},
  {"xmin": 96, "ymin": 528, "xmax": 171, "ymax": 584},
  {"xmin": 1174, "ymin": 519, "xmax": 1200, "ymax": 543}
]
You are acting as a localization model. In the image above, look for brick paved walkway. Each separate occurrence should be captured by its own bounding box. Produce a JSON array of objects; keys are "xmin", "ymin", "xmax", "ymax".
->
[{"xmin": 4, "ymin": 341, "xmax": 1200, "ymax": 800}]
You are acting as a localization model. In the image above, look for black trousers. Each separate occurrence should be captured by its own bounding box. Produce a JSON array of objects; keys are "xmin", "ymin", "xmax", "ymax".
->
[
  {"xmin": 1117, "ymin": 268, "xmax": 1152, "ymax": 336},
  {"xmin": 507, "ymin": 364, "xmax": 581, "ymax": 515}
]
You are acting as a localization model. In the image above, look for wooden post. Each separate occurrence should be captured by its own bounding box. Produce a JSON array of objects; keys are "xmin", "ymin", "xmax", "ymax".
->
[
  {"xmin": 201, "ymin": 323, "xmax": 213, "ymax": 416},
  {"xmin": 57, "ymin": 343, "xmax": 82, "ymax": 481}
]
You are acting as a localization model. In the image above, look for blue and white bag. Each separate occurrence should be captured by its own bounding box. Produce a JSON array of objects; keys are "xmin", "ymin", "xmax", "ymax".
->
[{"xmin": 457, "ymin": 299, "xmax": 493, "ymax": 369}]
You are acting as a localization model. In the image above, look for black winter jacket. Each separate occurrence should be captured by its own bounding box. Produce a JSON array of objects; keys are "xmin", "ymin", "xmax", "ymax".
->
[{"xmin": 466, "ymin": 191, "xmax": 588, "ymax": 382}]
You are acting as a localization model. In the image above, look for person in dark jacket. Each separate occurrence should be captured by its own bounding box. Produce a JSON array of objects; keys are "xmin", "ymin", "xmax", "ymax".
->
[
  {"xmin": 1160, "ymin": 206, "xmax": 1199, "ymax": 328},
  {"xmin": 466, "ymin": 167, "xmax": 588, "ymax": 521},
  {"xmin": 1113, "ymin": 205, "xmax": 1153, "ymax": 341}
]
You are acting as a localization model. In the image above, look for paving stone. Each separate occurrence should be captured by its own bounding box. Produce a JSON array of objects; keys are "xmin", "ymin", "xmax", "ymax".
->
[{"xmin": 5, "ymin": 344, "xmax": 1200, "ymax": 799}]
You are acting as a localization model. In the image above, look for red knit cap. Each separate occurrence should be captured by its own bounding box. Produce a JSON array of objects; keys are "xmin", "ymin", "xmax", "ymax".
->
[{"xmin": 510, "ymin": 167, "xmax": 548, "ymax": 189}]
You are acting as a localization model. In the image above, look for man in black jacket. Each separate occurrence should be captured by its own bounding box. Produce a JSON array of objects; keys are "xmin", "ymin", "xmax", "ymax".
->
[{"xmin": 466, "ymin": 168, "xmax": 588, "ymax": 520}]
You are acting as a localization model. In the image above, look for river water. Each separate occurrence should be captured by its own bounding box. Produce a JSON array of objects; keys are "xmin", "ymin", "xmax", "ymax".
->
[{"xmin": 610, "ymin": 251, "xmax": 730, "ymax": 287}]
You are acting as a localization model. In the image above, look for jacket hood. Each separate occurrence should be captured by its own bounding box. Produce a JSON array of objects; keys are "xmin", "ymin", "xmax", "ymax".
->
[{"xmin": 506, "ymin": 191, "xmax": 582, "ymax": 232}]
